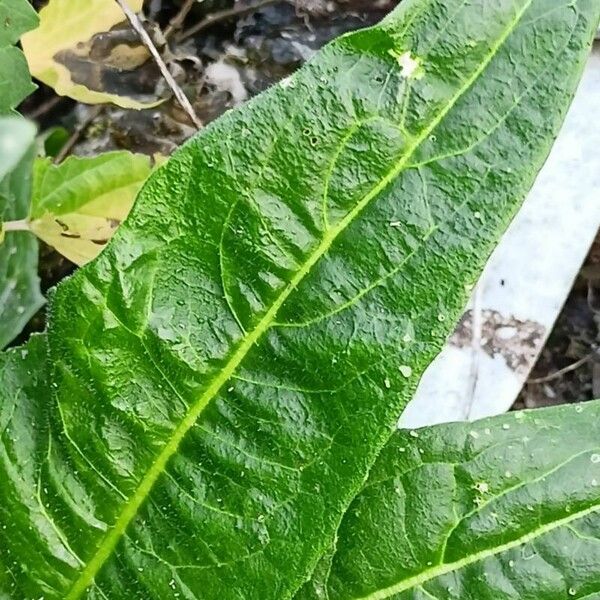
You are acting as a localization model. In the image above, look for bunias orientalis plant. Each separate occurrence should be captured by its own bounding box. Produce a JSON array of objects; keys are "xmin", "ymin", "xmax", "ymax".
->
[{"xmin": 1, "ymin": 0, "xmax": 599, "ymax": 598}]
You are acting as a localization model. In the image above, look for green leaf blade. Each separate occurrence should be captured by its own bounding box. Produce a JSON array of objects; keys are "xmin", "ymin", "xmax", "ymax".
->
[
  {"xmin": 0, "ymin": 0, "xmax": 38, "ymax": 46},
  {"xmin": 0, "ymin": 0, "xmax": 39, "ymax": 113},
  {"xmin": 0, "ymin": 336, "xmax": 61, "ymax": 599},
  {"xmin": 0, "ymin": 117, "xmax": 43, "ymax": 349},
  {"xmin": 2, "ymin": 0, "xmax": 599, "ymax": 598},
  {"xmin": 306, "ymin": 401, "xmax": 600, "ymax": 600}
]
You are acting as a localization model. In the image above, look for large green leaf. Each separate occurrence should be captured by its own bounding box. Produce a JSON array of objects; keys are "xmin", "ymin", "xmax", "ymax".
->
[
  {"xmin": 28, "ymin": 152, "xmax": 153, "ymax": 265},
  {"xmin": 1, "ymin": 1, "xmax": 598, "ymax": 598},
  {"xmin": 0, "ymin": 0, "xmax": 38, "ymax": 113},
  {"xmin": 299, "ymin": 401, "xmax": 600, "ymax": 599},
  {"xmin": 0, "ymin": 117, "xmax": 43, "ymax": 349},
  {"xmin": 0, "ymin": 335, "xmax": 49, "ymax": 593}
]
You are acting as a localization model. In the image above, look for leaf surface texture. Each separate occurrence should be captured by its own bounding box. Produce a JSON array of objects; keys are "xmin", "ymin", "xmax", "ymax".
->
[
  {"xmin": 1, "ymin": 0, "xmax": 599, "ymax": 598},
  {"xmin": 298, "ymin": 401, "xmax": 600, "ymax": 600}
]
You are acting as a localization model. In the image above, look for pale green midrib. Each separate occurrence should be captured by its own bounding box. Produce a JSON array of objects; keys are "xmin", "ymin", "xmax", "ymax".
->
[
  {"xmin": 437, "ymin": 446, "xmax": 598, "ymax": 562},
  {"xmin": 352, "ymin": 501, "xmax": 600, "ymax": 600},
  {"xmin": 64, "ymin": 4, "xmax": 532, "ymax": 597}
]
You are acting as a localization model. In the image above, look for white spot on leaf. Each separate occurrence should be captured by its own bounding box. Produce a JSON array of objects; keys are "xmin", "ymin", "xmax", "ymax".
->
[
  {"xmin": 474, "ymin": 481, "xmax": 489, "ymax": 494},
  {"xmin": 391, "ymin": 50, "xmax": 423, "ymax": 79},
  {"xmin": 399, "ymin": 365, "xmax": 412, "ymax": 378}
]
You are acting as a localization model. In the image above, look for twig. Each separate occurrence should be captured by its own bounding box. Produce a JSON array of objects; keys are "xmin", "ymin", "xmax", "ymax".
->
[
  {"xmin": 54, "ymin": 105, "xmax": 103, "ymax": 164},
  {"xmin": 164, "ymin": 0, "xmax": 199, "ymax": 39},
  {"xmin": 177, "ymin": 0, "xmax": 285, "ymax": 42},
  {"xmin": 527, "ymin": 351, "xmax": 596, "ymax": 384},
  {"xmin": 26, "ymin": 95, "xmax": 65, "ymax": 120},
  {"xmin": 115, "ymin": 0, "xmax": 202, "ymax": 129}
]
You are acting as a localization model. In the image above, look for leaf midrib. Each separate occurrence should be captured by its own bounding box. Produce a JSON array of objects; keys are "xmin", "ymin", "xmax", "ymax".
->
[
  {"xmin": 65, "ymin": 3, "xmax": 533, "ymax": 597},
  {"xmin": 352, "ymin": 500, "xmax": 600, "ymax": 600}
]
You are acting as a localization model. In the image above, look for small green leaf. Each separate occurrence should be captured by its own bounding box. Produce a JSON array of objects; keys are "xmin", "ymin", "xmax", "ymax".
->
[
  {"xmin": 28, "ymin": 152, "xmax": 153, "ymax": 265},
  {"xmin": 0, "ymin": 118, "xmax": 43, "ymax": 349},
  {"xmin": 0, "ymin": 0, "xmax": 38, "ymax": 46},
  {"xmin": 0, "ymin": 0, "xmax": 38, "ymax": 113},
  {"xmin": 300, "ymin": 401, "xmax": 600, "ymax": 600},
  {"xmin": 37, "ymin": 125, "xmax": 70, "ymax": 159}
]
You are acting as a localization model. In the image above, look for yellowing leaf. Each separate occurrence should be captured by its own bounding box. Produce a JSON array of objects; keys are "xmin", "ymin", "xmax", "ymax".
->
[
  {"xmin": 21, "ymin": 0, "xmax": 162, "ymax": 109},
  {"xmin": 28, "ymin": 152, "xmax": 152, "ymax": 265}
]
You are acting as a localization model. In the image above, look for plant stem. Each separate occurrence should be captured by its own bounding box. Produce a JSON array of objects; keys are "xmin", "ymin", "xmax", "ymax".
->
[
  {"xmin": 164, "ymin": 0, "xmax": 201, "ymax": 40},
  {"xmin": 527, "ymin": 351, "xmax": 597, "ymax": 384},
  {"xmin": 54, "ymin": 105, "xmax": 103, "ymax": 164},
  {"xmin": 3, "ymin": 220, "xmax": 31, "ymax": 232},
  {"xmin": 177, "ymin": 0, "xmax": 286, "ymax": 42}
]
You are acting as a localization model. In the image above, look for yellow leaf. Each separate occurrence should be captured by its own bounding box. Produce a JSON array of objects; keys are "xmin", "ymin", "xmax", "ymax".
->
[
  {"xmin": 21, "ymin": 0, "xmax": 162, "ymax": 109},
  {"xmin": 28, "ymin": 152, "xmax": 152, "ymax": 265},
  {"xmin": 30, "ymin": 212, "xmax": 124, "ymax": 265}
]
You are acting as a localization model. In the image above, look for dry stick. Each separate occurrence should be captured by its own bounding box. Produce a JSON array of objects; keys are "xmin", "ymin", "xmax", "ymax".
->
[
  {"xmin": 177, "ymin": 0, "xmax": 285, "ymax": 42},
  {"xmin": 527, "ymin": 351, "xmax": 596, "ymax": 385},
  {"xmin": 164, "ymin": 0, "xmax": 197, "ymax": 39},
  {"xmin": 53, "ymin": 105, "xmax": 103, "ymax": 164},
  {"xmin": 26, "ymin": 95, "xmax": 65, "ymax": 120},
  {"xmin": 115, "ymin": 0, "xmax": 203, "ymax": 129}
]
